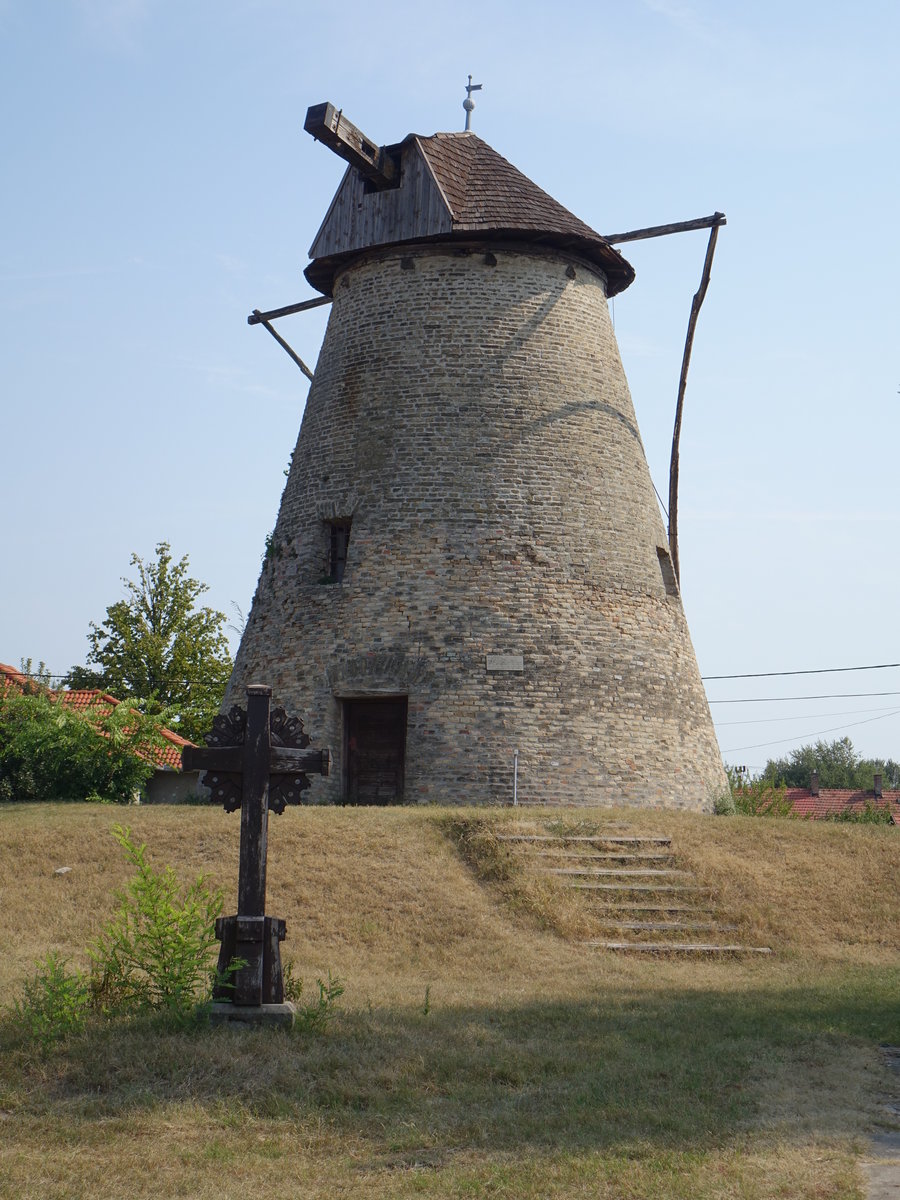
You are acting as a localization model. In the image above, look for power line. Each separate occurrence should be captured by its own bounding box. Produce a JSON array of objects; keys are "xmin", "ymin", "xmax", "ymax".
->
[
  {"xmin": 651, "ymin": 480, "xmax": 668, "ymax": 520},
  {"xmin": 716, "ymin": 704, "xmax": 900, "ymax": 727},
  {"xmin": 703, "ymin": 661, "xmax": 900, "ymax": 681},
  {"xmin": 709, "ymin": 690, "xmax": 900, "ymax": 704},
  {"xmin": 722, "ymin": 708, "xmax": 900, "ymax": 754},
  {"xmin": 15, "ymin": 671, "xmax": 222, "ymax": 687}
]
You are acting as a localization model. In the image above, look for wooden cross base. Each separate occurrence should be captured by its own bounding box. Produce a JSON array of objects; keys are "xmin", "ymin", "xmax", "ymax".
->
[{"xmin": 212, "ymin": 913, "xmax": 287, "ymax": 1006}]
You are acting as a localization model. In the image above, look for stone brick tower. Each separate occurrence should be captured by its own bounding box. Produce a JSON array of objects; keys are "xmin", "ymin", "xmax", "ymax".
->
[{"xmin": 228, "ymin": 106, "xmax": 728, "ymax": 809}]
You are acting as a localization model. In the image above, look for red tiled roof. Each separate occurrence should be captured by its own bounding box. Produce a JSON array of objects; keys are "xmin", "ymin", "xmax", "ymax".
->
[
  {"xmin": 0, "ymin": 662, "xmax": 33, "ymax": 696},
  {"xmin": 0, "ymin": 663, "xmax": 194, "ymax": 771},
  {"xmin": 785, "ymin": 787, "xmax": 899, "ymax": 822}
]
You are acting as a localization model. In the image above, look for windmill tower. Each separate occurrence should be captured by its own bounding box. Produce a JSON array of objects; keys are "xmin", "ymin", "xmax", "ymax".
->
[{"xmin": 228, "ymin": 103, "xmax": 728, "ymax": 809}]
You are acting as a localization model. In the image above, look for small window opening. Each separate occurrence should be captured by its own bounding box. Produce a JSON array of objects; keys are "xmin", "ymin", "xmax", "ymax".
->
[
  {"xmin": 361, "ymin": 152, "xmax": 402, "ymax": 194},
  {"xmin": 656, "ymin": 546, "xmax": 679, "ymax": 597},
  {"xmin": 328, "ymin": 520, "xmax": 352, "ymax": 583}
]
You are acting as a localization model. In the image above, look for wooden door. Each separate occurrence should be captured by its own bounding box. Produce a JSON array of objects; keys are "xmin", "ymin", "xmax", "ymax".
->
[{"xmin": 343, "ymin": 697, "xmax": 408, "ymax": 805}]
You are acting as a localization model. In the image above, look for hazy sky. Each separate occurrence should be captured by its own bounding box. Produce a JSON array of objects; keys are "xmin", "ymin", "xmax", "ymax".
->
[{"xmin": 2, "ymin": 0, "xmax": 898, "ymax": 773}]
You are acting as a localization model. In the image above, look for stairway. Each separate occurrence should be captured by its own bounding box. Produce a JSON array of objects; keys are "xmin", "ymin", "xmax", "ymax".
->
[{"xmin": 496, "ymin": 830, "xmax": 772, "ymax": 957}]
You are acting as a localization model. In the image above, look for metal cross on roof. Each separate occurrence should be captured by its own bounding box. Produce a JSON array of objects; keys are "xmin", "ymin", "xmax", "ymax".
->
[{"xmin": 463, "ymin": 74, "xmax": 483, "ymax": 131}]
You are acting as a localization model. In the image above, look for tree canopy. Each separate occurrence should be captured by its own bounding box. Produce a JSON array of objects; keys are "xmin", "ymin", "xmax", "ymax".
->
[
  {"xmin": 67, "ymin": 543, "xmax": 232, "ymax": 743},
  {"xmin": 760, "ymin": 737, "xmax": 900, "ymax": 790}
]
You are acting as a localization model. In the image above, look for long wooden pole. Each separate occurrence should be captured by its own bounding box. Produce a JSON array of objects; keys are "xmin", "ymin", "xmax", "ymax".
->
[
  {"xmin": 667, "ymin": 223, "xmax": 721, "ymax": 586},
  {"xmin": 247, "ymin": 296, "xmax": 331, "ymax": 324},
  {"xmin": 604, "ymin": 212, "xmax": 725, "ymax": 246}
]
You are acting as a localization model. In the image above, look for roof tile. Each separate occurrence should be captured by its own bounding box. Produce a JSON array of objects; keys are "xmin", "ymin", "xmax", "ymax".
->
[{"xmin": 785, "ymin": 786, "xmax": 899, "ymax": 822}]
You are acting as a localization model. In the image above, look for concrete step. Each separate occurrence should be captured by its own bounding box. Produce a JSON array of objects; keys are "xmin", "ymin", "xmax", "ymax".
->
[
  {"xmin": 599, "ymin": 920, "xmax": 737, "ymax": 933},
  {"xmin": 584, "ymin": 940, "xmax": 772, "ymax": 955},
  {"xmin": 497, "ymin": 834, "xmax": 671, "ymax": 846},
  {"xmin": 523, "ymin": 850, "xmax": 674, "ymax": 863},
  {"xmin": 572, "ymin": 882, "xmax": 703, "ymax": 893},
  {"xmin": 494, "ymin": 825, "xmax": 770, "ymax": 957},
  {"xmin": 542, "ymin": 866, "xmax": 691, "ymax": 877},
  {"xmin": 588, "ymin": 903, "xmax": 714, "ymax": 915}
]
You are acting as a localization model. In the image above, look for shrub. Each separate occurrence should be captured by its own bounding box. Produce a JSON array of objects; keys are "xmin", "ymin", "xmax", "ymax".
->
[
  {"xmin": 282, "ymin": 961, "xmax": 344, "ymax": 1033},
  {"xmin": 825, "ymin": 801, "xmax": 894, "ymax": 825},
  {"xmin": 13, "ymin": 952, "xmax": 90, "ymax": 1049},
  {"xmin": 721, "ymin": 767, "xmax": 792, "ymax": 818},
  {"xmin": 712, "ymin": 790, "xmax": 736, "ymax": 815},
  {"xmin": 88, "ymin": 826, "xmax": 223, "ymax": 1020},
  {"xmin": 0, "ymin": 690, "xmax": 161, "ymax": 802},
  {"xmin": 733, "ymin": 780, "xmax": 793, "ymax": 818},
  {"xmin": 12, "ymin": 828, "xmax": 344, "ymax": 1046}
]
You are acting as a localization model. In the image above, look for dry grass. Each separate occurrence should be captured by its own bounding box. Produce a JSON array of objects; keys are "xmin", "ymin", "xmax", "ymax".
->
[{"xmin": 1, "ymin": 801, "xmax": 898, "ymax": 1199}]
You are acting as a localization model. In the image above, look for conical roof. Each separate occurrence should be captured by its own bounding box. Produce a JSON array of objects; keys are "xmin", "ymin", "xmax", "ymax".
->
[{"xmin": 305, "ymin": 131, "xmax": 634, "ymax": 296}]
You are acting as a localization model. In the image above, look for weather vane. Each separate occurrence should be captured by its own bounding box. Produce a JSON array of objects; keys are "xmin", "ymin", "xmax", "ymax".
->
[{"xmin": 463, "ymin": 74, "xmax": 483, "ymax": 131}]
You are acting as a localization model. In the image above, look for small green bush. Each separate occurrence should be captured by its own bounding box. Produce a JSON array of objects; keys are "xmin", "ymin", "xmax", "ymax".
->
[
  {"xmin": 282, "ymin": 960, "xmax": 344, "ymax": 1032},
  {"xmin": 732, "ymin": 780, "xmax": 793, "ymax": 818},
  {"xmin": 721, "ymin": 767, "xmax": 793, "ymax": 818},
  {"xmin": 89, "ymin": 826, "xmax": 223, "ymax": 1020},
  {"xmin": 13, "ymin": 952, "xmax": 90, "ymax": 1049},
  {"xmin": 825, "ymin": 801, "xmax": 894, "ymax": 825},
  {"xmin": 13, "ymin": 829, "xmax": 344, "ymax": 1046},
  {"xmin": 712, "ymin": 790, "xmax": 736, "ymax": 815}
]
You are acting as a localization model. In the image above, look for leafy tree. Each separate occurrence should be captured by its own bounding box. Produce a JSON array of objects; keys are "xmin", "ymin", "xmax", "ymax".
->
[
  {"xmin": 0, "ymin": 690, "xmax": 160, "ymax": 802},
  {"xmin": 18, "ymin": 658, "xmax": 54, "ymax": 689},
  {"xmin": 66, "ymin": 543, "xmax": 232, "ymax": 743},
  {"xmin": 761, "ymin": 737, "xmax": 900, "ymax": 790}
]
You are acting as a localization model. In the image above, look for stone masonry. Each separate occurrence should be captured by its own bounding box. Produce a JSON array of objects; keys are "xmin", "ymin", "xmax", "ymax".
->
[{"xmin": 228, "ymin": 237, "xmax": 729, "ymax": 809}]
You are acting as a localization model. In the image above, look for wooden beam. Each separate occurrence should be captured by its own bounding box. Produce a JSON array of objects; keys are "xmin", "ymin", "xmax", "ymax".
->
[
  {"xmin": 247, "ymin": 296, "xmax": 331, "ymax": 325},
  {"xmin": 183, "ymin": 745, "xmax": 330, "ymax": 775},
  {"xmin": 250, "ymin": 310, "xmax": 316, "ymax": 382},
  {"xmin": 604, "ymin": 213, "xmax": 726, "ymax": 246},
  {"xmin": 667, "ymin": 222, "xmax": 721, "ymax": 586},
  {"xmin": 304, "ymin": 101, "xmax": 396, "ymax": 188}
]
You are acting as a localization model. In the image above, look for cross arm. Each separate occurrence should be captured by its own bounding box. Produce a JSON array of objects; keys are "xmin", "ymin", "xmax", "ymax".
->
[
  {"xmin": 603, "ymin": 212, "xmax": 726, "ymax": 246},
  {"xmin": 182, "ymin": 745, "xmax": 330, "ymax": 776}
]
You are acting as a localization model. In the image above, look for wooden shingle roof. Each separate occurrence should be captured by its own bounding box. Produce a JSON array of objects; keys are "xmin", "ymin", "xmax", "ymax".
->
[
  {"xmin": 306, "ymin": 131, "xmax": 633, "ymax": 297},
  {"xmin": 417, "ymin": 133, "xmax": 608, "ymax": 242}
]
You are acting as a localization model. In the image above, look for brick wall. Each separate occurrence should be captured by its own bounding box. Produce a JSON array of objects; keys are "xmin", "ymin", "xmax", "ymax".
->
[{"xmin": 228, "ymin": 242, "xmax": 728, "ymax": 809}]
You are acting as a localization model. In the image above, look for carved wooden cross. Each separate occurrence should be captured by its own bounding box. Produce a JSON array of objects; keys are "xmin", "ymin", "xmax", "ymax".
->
[{"xmin": 182, "ymin": 684, "xmax": 330, "ymax": 1007}]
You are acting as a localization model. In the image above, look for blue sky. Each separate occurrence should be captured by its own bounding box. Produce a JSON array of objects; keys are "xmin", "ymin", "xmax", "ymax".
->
[{"xmin": 2, "ymin": 0, "xmax": 898, "ymax": 772}]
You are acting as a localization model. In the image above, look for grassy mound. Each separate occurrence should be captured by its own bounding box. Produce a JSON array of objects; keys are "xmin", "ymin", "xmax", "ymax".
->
[{"xmin": 0, "ymin": 802, "xmax": 897, "ymax": 1199}]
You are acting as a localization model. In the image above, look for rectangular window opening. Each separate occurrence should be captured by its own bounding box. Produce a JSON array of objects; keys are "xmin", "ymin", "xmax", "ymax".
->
[
  {"xmin": 328, "ymin": 520, "xmax": 351, "ymax": 583},
  {"xmin": 361, "ymin": 152, "xmax": 402, "ymax": 194},
  {"xmin": 656, "ymin": 545, "xmax": 679, "ymax": 597}
]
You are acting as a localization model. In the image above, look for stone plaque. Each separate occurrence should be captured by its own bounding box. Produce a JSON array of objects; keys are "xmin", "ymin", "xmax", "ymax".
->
[{"xmin": 486, "ymin": 654, "xmax": 524, "ymax": 673}]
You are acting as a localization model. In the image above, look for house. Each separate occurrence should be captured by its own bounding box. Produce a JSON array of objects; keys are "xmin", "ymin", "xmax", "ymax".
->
[
  {"xmin": 785, "ymin": 771, "xmax": 898, "ymax": 823},
  {"xmin": 0, "ymin": 662, "xmax": 208, "ymax": 803}
]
